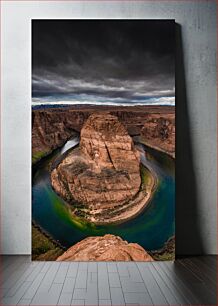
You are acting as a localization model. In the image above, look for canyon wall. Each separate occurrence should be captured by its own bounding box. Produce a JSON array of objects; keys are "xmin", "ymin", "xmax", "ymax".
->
[
  {"xmin": 32, "ymin": 110, "xmax": 83, "ymax": 163},
  {"xmin": 140, "ymin": 113, "xmax": 175, "ymax": 157},
  {"xmin": 32, "ymin": 106, "xmax": 175, "ymax": 163}
]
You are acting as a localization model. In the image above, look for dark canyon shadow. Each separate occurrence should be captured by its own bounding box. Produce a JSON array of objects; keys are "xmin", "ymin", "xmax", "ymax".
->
[{"xmin": 175, "ymin": 24, "xmax": 205, "ymax": 256}]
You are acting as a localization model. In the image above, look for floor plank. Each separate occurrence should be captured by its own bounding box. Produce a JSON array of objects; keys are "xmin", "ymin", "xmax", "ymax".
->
[
  {"xmin": 157, "ymin": 261, "xmax": 200, "ymax": 304},
  {"xmin": 176, "ymin": 259, "xmax": 217, "ymax": 304},
  {"xmin": 137, "ymin": 263, "xmax": 169, "ymax": 305},
  {"xmin": 0, "ymin": 255, "xmax": 217, "ymax": 305},
  {"xmin": 148, "ymin": 262, "xmax": 182, "ymax": 305},
  {"xmin": 189, "ymin": 257, "xmax": 217, "ymax": 284}
]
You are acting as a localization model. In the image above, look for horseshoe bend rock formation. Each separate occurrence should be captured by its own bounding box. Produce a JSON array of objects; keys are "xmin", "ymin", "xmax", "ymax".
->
[
  {"xmin": 51, "ymin": 113, "xmax": 155, "ymax": 224},
  {"xmin": 56, "ymin": 234, "xmax": 154, "ymax": 261}
]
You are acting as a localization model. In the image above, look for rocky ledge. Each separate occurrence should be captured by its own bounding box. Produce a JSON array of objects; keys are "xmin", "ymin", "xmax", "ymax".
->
[
  {"xmin": 56, "ymin": 234, "xmax": 154, "ymax": 261},
  {"xmin": 51, "ymin": 113, "xmax": 156, "ymax": 224}
]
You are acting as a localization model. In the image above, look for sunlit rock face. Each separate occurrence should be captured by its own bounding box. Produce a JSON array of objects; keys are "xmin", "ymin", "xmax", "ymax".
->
[
  {"xmin": 51, "ymin": 113, "xmax": 142, "ymax": 222},
  {"xmin": 56, "ymin": 234, "xmax": 154, "ymax": 261}
]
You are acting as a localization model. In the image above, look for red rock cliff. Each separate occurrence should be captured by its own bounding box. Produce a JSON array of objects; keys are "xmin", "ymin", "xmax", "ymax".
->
[
  {"xmin": 32, "ymin": 111, "xmax": 81, "ymax": 163},
  {"xmin": 141, "ymin": 113, "xmax": 175, "ymax": 157}
]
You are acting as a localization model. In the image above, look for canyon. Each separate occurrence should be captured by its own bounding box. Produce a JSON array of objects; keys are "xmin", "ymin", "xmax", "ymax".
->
[
  {"xmin": 32, "ymin": 105, "xmax": 175, "ymax": 163},
  {"xmin": 51, "ymin": 113, "xmax": 155, "ymax": 224},
  {"xmin": 32, "ymin": 105, "xmax": 175, "ymax": 261},
  {"xmin": 56, "ymin": 234, "xmax": 154, "ymax": 261}
]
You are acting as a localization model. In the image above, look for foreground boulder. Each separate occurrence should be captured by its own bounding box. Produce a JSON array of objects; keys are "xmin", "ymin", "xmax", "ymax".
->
[
  {"xmin": 56, "ymin": 234, "xmax": 154, "ymax": 261},
  {"xmin": 51, "ymin": 113, "xmax": 155, "ymax": 224}
]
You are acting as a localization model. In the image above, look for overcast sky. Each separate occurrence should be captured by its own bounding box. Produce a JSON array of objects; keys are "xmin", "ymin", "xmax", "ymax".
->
[{"xmin": 32, "ymin": 20, "xmax": 175, "ymax": 106}]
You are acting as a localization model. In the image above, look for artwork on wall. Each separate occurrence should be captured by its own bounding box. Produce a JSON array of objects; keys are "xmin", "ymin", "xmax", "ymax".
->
[{"xmin": 32, "ymin": 20, "xmax": 175, "ymax": 261}]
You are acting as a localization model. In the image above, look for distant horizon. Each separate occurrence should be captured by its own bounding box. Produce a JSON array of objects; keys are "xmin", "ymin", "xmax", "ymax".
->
[
  {"xmin": 32, "ymin": 102, "xmax": 175, "ymax": 107},
  {"xmin": 32, "ymin": 95, "xmax": 175, "ymax": 107},
  {"xmin": 32, "ymin": 91, "xmax": 175, "ymax": 107}
]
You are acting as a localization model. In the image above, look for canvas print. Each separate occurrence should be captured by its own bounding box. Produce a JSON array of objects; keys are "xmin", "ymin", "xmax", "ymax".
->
[{"xmin": 32, "ymin": 20, "xmax": 175, "ymax": 261}]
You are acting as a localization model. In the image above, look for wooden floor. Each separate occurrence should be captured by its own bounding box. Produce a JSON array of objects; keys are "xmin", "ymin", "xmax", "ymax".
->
[{"xmin": 0, "ymin": 256, "xmax": 217, "ymax": 305}]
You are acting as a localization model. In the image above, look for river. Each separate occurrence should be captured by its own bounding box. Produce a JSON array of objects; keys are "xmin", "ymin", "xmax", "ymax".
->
[{"xmin": 32, "ymin": 136, "xmax": 175, "ymax": 251}]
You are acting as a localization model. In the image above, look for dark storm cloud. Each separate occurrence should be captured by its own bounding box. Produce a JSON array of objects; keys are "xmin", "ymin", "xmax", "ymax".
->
[{"xmin": 32, "ymin": 20, "xmax": 175, "ymax": 105}]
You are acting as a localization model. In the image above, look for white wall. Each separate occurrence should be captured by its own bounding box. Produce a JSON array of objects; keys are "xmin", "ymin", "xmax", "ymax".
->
[{"xmin": 1, "ymin": 1, "xmax": 217, "ymax": 254}]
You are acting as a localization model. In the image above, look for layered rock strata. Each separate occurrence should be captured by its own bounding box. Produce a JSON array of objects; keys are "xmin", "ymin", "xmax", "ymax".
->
[
  {"xmin": 51, "ymin": 113, "xmax": 155, "ymax": 224},
  {"xmin": 32, "ymin": 111, "xmax": 79, "ymax": 163},
  {"xmin": 56, "ymin": 234, "xmax": 154, "ymax": 261},
  {"xmin": 32, "ymin": 106, "xmax": 175, "ymax": 163},
  {"xmin": 140, "ymin": 113, "xmax": 175, "ymax": 157}
]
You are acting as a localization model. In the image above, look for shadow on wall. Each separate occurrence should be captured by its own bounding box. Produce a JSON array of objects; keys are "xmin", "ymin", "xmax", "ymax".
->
[{"xmin": 175, "ymin": 24, "xmax": 205, "ymax": 256}]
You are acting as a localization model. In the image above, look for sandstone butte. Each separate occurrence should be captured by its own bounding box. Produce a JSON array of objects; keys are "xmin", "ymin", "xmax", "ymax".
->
[
  {"xmin": 51, "ymin": 112, "xmax": 156, "ymax": 224},
  {"xmin": 56, "ymin": 234, "xmax": 154, "ymax": 261}
]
